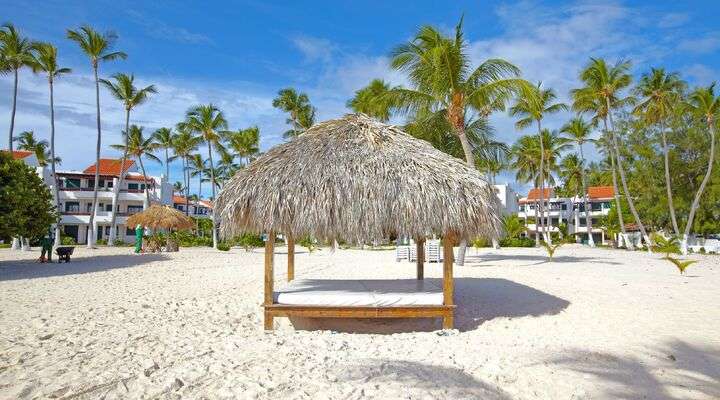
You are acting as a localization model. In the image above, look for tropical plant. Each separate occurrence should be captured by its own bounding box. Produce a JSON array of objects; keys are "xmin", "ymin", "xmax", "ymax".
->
[
  {"xmin": 272, "ymin": 88, "xmax": 315, "ymax": 138},
  {"xmin": 0, "ymin": 152, "xmax": 58, "ymax": 242},
  {"xmin": 388, "ymin": 16, "xmax": 529, "ymax": 263},
  {"xmin": 663, "ymin": 255, "xmax": 697, "ymax": 275},
  {"xmin": 540, "ymin": 240, "xmax": 564, "ymax": 261},
  {"xmin": 99, "ymin": 73, "xmax": 156, "ymax": 245},
  {"xmin": 558, "ymin": 153, "xmax": 584, "ymax": 198},
  {"xmin": 29, "ymin": 41, "xmax": 71, "ymax": 246},
  {"xmin": 171, "ymin": 126, "xmax": 201, "ymax": 215},
  {"xmin": 180, "ymin": 104, "xmax": 228, "ymax": 248},
  {"xmin": 173, "ymin": 181, "xmax": 184, "ymax": 193},
  {"xmin": 510, "ymin": 82, "xmax": 568, "ymax": 245},
  {"xmin": 680, "ymin": 84, "xmax": 719, "ymax": 254},
  {"xmin": 110, "ymin": 125, "xmax": 160, "ymax": 205},
  {"xmin": 650, "ymin": 233, "xmax": 680, "ymax": 256},
  {"xmin": 560, "ymin": 117, "xmax": 597, "ymax": 246},
  {"xmin": 596, "ymin": 133, "xmax": 631, "ymax": 249},
  {"xmin": 298, "ymin": 235, "xmax": 319, "ymax": 253},
  {"xmin": 187, "ymin": 153, "xmax": 207, "ymax": 203},
  {"xmin": 1, "ymin": 23, "xmax": 35, "ymax": 152},
  {"xmin": 571, "ymin": 58, "xmax": 651, "ymax": 250},
  {"xmin": 13, "ymin": 131, "xmax": 60, "ymax": 167},
  {"xmin": 67, "ymin": 25, "xmax": 127, "ymax": 248},
  {"xmin": 225, "ymin": 126, "xmax": 260, "ymax": 166},
  {"xmin": 633, "ymin": 68, "xmax": 686, "ymax": 236},
  {"xmin": 502, "ymin": 214, "xmax": 526, "ymax": 239},
  {"xmin": 152, "ymin": 127, "xmax": 173, "ymax": 180},
  {"xmin": 347, "ymin": 79, "xmax": 397, "ymax": 121}
]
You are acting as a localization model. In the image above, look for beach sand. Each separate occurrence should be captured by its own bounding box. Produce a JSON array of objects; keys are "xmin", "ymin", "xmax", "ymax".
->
[{"xmin": 0, "ymin": 244, "xmax": 718, "ymax": 399}]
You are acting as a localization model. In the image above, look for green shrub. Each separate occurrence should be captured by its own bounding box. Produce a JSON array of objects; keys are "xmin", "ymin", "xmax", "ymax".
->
[
  {"xmin": 500, "ymin": 237, "xmax": 535, "ymax": 247},
  {"xmin": 472, "ymin": 237, "xmax": 490, "ymax": 248},
  {"xmin": 233, "ymin": 233, "xmax": 265, "ymax": 251},
  {"xmin": 0, "ymin": 243, "xmax": 10, "ymax": 249},
  {"xmin": 217, "ymin": 243, "xmax": 231, "ymax": 251},
  {"xmin": 298, "ymin": 236, "xmax": 319, "ymax": 253},
  {"xmin": 96, "ymin": 239, "xmax": 107, "ymax": 245},
  {"xmin": 61, "ymin": 236, "xmax": 76, "ymax": 246},
  {"xmin": 651, "ymin": 233, "xmax": 680, "ymax": 255}
]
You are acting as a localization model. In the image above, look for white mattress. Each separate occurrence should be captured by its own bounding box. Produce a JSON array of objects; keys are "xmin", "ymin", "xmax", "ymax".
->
[{"xmin": 274, "ymin": 279, "xmax": 444, "ymax": 307}]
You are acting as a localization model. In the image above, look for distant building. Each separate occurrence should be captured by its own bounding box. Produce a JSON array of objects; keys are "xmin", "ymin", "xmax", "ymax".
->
[
  {"xmin": 517, "ymin": 186, "xmax": 615, "ymax": 245},
  {"xmin": 172, "ymin": 195, "xmax": 213, "ymax": 219},
  {"xmin": 493, "ymin": 184, "xmax": 519, "ymax": 215}
]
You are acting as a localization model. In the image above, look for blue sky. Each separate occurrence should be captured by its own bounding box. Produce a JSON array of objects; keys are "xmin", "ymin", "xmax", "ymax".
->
[{"xmin": 3, "ymin": 0, "xmax": 720, "ymax": 196}]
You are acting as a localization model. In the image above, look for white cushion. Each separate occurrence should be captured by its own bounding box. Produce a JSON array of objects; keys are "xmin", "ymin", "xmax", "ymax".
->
[{"xmin": 274, "ymin": 279, "xmax": 444, "ymax": 306}]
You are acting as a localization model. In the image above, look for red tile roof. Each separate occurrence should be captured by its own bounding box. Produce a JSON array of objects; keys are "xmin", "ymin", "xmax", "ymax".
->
[
  {"xmin": 588, "ymin": 186, "xmax": 614, "ymax": 199},
  {"xmin": 125, "ymin": 174, "xmax": 154, "ymax": 183},
  {"xmin": 173, "ymin": 195, "xmax": 189, "ymax": 204},
  {"xmin": 9, "ymin": 150, "xmax": 33, "ymax": 159},
  {"xmin": 525, "ymin": 188, "xmax": 553, "ymax": 200},
  {"xmin": 83, "ymin": 159, "xmax": 135, "ymax": 176}
]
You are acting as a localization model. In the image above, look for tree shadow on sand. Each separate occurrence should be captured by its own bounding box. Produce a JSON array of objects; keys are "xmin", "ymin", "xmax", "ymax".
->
[
  {"xmin": 286, "ymin": 277, "xmax": 570, "ymax": 334},
  {"xmin": 463, "ymin": 253, "xmax": 623, "ymax": 266},
  {"xmin": 548, "ymin": 339, "xmax": 720, "ymax": 399},
  {"xmin": 0, "ymin": 253, "xmax": 168, "ymax": 281},
  {"xmin": 337, "ymin": 359, "xmax": 511, "ymax": 399}
]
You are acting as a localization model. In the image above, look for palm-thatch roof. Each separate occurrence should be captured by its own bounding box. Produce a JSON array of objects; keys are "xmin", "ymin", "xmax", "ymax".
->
[
  {"xmin": 216, "ymin": 114, "xmax": 502, "ymax": 243},
  {"xmin": 126, "ymin": 205, "xmax": 195, "ymax": 231}
]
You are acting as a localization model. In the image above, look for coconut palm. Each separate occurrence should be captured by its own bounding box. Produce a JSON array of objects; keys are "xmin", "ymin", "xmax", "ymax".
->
[
  {"xmin": 187, "ymin": 153, "xmax": 207, "ymax": 202},
  {"xmin": 14, "ymin": 130, "xmax": 61, "ymax": 167},
  {"xmin": 272, "ymin": 88, "xmax": 315, "ymax": 138},
  {"xmin": 225, "ymin": 126, "xmax": 260, "ymax": 166},
  {"xmin": 680, "ymin": 84, "xmax": 720, "ymax": 254},
  {"xmin": 180, "ymin": 104, "xmax": 228, "ymax": 248},
  {"xmin": 510, "ymin": 83, "xmax": 568, "ymax": 244},
  {"xmin": 152, "ymin": 127, "xmax": 173, "ymax": 179},
  {"xmin": 347, "ymin": 79, "xmax": 397, "ymax": 121},
  {"xmin": 633, "ymin": 68, "xmax": 686, "ymax": 236},
  {"xmin": 67, "ymin": 25, "xmax": 127, "ymax": 248},
  {"xmin": 388, "ymin": 17, "xmax": 529, "ymax": 263},
  {"xmin": 29, "ymin": 42, "xmax": 71, "ymax": 246},
  {"xmin": 110, "ymin": 125, "xmax": 160, "ymax": 206},
  {"xmin": 99, "ymin": 73, "xmax": 156, "ymax": 245},
  {"xmin": 170, "ymin": 127, "xmax": 201, "ymax": 216},
  {"xmin": 559, "ymin": 153, "xmax": 583, "ymax": 198},
  {"xmin": 173, "ymin": 181, "xmax": 184, "ymax": 193},
  {"xmin": 216, "ymin": 148, "xmax": 238, "ymax": 184},
  {"xmin": 560, "ymin": 117, "xmax": 597, "ymax": 246},
  {"xmin": 571, "ymin": 58, "xmax": 651, "ymax": 249},
  {"xmin": 596, "ymin": 133, "xmax": 631, "ymax": 249},
  {"xmin": 1, "ymin": 24, "xmax": 35, "ymax": 152}
]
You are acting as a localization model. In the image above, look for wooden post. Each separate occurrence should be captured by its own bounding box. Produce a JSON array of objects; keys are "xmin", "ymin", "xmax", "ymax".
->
[
  {"xmin": 416, "ymin": 238, "xmax": 425, "ymax": 280},
  {"xmin": 287, "ymin": 234, "xmax": 295, "ymax": 282},
  {"xmin": 442, "ymin": 233, "xmax": 455, "ymax": 329},
  {"xmin": 264, "ymin": 232, "xmax": 275, "ymax": 330}
]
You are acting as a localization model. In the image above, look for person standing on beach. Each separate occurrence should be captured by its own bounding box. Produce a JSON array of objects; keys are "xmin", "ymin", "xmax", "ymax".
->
[
  {"xmin": 39, "ymin": 232, "xmax": 53, "ymax": 263},
  {"xmin": 134, "ymin": 225, "xmax": 143, "ymax": 253}
]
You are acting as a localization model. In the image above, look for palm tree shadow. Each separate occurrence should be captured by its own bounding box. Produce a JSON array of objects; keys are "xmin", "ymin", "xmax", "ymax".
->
[
  {"xmin": 338, "ymin": 359, "xmax": 511, "ymax": 399},
  {"xmin": 0, "ymin": 252, "xmax": 169, "ymax": 281},
  {"xmin": 547, "ymin": 340, "xmax": 720, "ymax": 399},
  {"xmin": 464, "ymin": 253, "xmax": 623, "ymax": 265},
  {"xmin": 287, "ymin": 277, "xmax": 570, "ymax": 334}
]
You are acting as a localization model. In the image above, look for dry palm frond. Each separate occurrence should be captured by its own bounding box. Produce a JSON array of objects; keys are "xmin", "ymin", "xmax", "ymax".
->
[
  {"xmin": 216, "ymin": 113, "xmax": 502, "ymax": 243},
  {"xmin": 664, "ymin": 256, "xmax": 697, "ymax": 275},
  {"xmin": 126, "ymin": 205, "xmax": 194, "ymax": 231}
]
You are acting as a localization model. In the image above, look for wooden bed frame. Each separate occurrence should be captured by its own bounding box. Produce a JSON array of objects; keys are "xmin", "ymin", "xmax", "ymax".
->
[{"xmin": 263, "ymin": 234, "xmax": 456, "ymax": 330}]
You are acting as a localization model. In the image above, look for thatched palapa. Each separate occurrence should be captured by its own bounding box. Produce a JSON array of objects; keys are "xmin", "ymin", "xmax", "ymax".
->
[
  {"xmin": 126, "ymin": 205, "xmax": 194, "ymax": 231},
  {"xmin": 216, "ymin": 113, "xmax": 502, "ymax": 243}
]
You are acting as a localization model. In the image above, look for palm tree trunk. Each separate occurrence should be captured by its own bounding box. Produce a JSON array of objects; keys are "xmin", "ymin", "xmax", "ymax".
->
[
  {"xmin": 108, "ymin": 108, "xmax": 131, "ymax": 246},
  {"xmin": 138, "ymin": 156, "xmax": 151, "ymax": 208},
  {"xmin": 8, "ymin": 69, "xmax": 18, "ymax": 151},
  {"xmin": 453, "ymin": 121, "xmax": 476, "ymax": 266},
  {"xmin": 605, "ymin": 99, "xmax": 652, "ymax": 251},
  {"xmin": 536, "ymin": 120, "xmax": 549, "ymax": 245},
  {"xmin": 184, "ymin": 157, "xmax": 190, "ymax": 216},
  {"xmin": 207, "ymin": 141, "xmax": 218, "ymax": 249},
  {"xmin": 681, "ymin": 122, "xmax": 715, "ymax": 255},
  {"xmin": 49, "ymin": 77, "xmax": 62, "ymax": 248},
  {"xmin": 579, "ymin": 143, "xmax": 594, "ymax": 247},
  {"xmin": 87, "ymin": 63, "xmax": 102, "ymax": 249},
  {"xmin": 607, "ymin": 133, "xmax": 631, "ymax": 249},
  {"xmin": 660, "ymin": 121, "xmax": 679, "ymax": 236}
]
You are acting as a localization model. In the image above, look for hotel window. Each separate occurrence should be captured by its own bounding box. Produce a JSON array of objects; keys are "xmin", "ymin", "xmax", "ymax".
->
[
  {"xmin": 65, "ymin": 202, "xmax": 80, "ymax": 212},
  {"xmin": 87, "ymin": 178, "xmax": 95, "ymax": 188},
  {"xmin": 86, "ymin": 203, "xmax": 93, "ymax": 212},
  {"xmin": 128, "ymin": 183, "xmax": 138, "ymax": 190},
  {"xmin": 127, "ymin": 205, "xmax": 144, "ymax": 214},
  {"xmin": 65, "ymin": 178, "xmax": 81, "ymax": 188}
]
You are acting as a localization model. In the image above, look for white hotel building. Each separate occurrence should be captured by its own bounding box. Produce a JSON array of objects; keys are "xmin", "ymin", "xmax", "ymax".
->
[{"xmin": 517, "ymin": 186, "xmax": 616, "ymax": 245}]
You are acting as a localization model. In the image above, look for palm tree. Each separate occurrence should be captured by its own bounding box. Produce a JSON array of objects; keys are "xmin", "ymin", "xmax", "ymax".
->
[
  {"xmin": 170, "ymin": 127, "xmax": 201, "ymax": 215},
  {"xmin": 110, "ymin": 125, "xmax": 160, "ymax": 206},
  {"xmin": 510, "ymin": 83, "xmax": 568, "ymax": 244},
  {"xmin": 561, "ymin": 117, "xmax": 596, "ymax": 246},
  {"xmin": 272, "ymin": 88, "xmax": 315, "ymax": 138},
  {"xmin": 680, "ymin": 84, "xmax": 719, "ymax": 254},
  {"xmin": 173, "ymin": 181, "xmax": 184, "ymax": 193},
  {"xmin": 216, "ymin": 148, "xmax": 238, "ymax": 184},
  {"xmin": 1, "ymin": 24, "xmax": 35, "ymax": 151},
  {"xmin": 388, "ymin": 17, "xmax": 529, "ymax": 263},
  {"xmin": 67, "ymin": 25, "xmax": 127, "ymax": 248},
  {"xmin": 99, "ymin": 73, "xmax": 156, "ymax": 245},
  {"xmin": 571, "ymin": 58, "xmax": 651, "ymax": 249},
  {"xmin": 225, "ymin": 126, "xmax": 260, "ymax": 166},
  {"xmin": 559, "ymin": 153, "xmax": 583, "ymax": 198},
  {"xmin": 180, "ymin": 104, "xmax": 228, "ymax": 248},
  {"xmin": 187, "ymin": 153, "xmax": 207, "ymax": 202},
  {"xmin": 152, "ymin": 127, "xmax": 173, "ymax": 179},
  {"xmin": 633, "ymin": 68, "xmax": 686, "ymax": 237},
  {"xmin": 29, "ymin": 42, "xmax": 71, "ymax": 246},
  {"xmin": 347, "ymin": 79, "xmax": 396, "ymax": 121}
]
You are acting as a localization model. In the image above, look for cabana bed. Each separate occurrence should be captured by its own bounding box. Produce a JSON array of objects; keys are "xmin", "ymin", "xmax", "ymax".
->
[{"xmin": 216, "ymin": 114, "xmax": 501, "ymax": 330}]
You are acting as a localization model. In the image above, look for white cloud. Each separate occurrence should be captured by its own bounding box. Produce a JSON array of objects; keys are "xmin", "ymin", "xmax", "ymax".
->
[
  {"xmin": 684, "ymin": 64, "xmax": 718, "ymax": 86},
  {"xmin": 658, "ymin": 12, "xmax": 690, "ymax": 29},
  {"xmin": 126, "ymin": 10, "xmax": 214, "ymax": 45},
  {"xmin": 678, "ymin": 33, "xmax": 720, "ymax": 54},
  {"xmin": 290, "ymin": 34, "xmax": 336, "ymax": 63}
]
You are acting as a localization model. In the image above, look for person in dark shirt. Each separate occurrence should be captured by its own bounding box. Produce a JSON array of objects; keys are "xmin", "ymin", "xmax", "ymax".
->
[{"xmin": 39, "ymin": 231, "xmax": 53, "ymax": 263}]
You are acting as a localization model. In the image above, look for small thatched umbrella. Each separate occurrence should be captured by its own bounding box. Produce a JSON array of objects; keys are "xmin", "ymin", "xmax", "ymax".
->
[
  {"xmin": 216, "ymin": 114, "xmax": 502, "ymax": 330},
  {"xmin": 127, "ymin": 205, "xmax": 194, "ymax": 251}
]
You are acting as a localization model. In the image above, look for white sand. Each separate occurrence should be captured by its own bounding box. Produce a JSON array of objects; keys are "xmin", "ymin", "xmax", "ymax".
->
[{"xmin": 0, "ymin": 244, "xmax": 718, "ymax": 399}]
